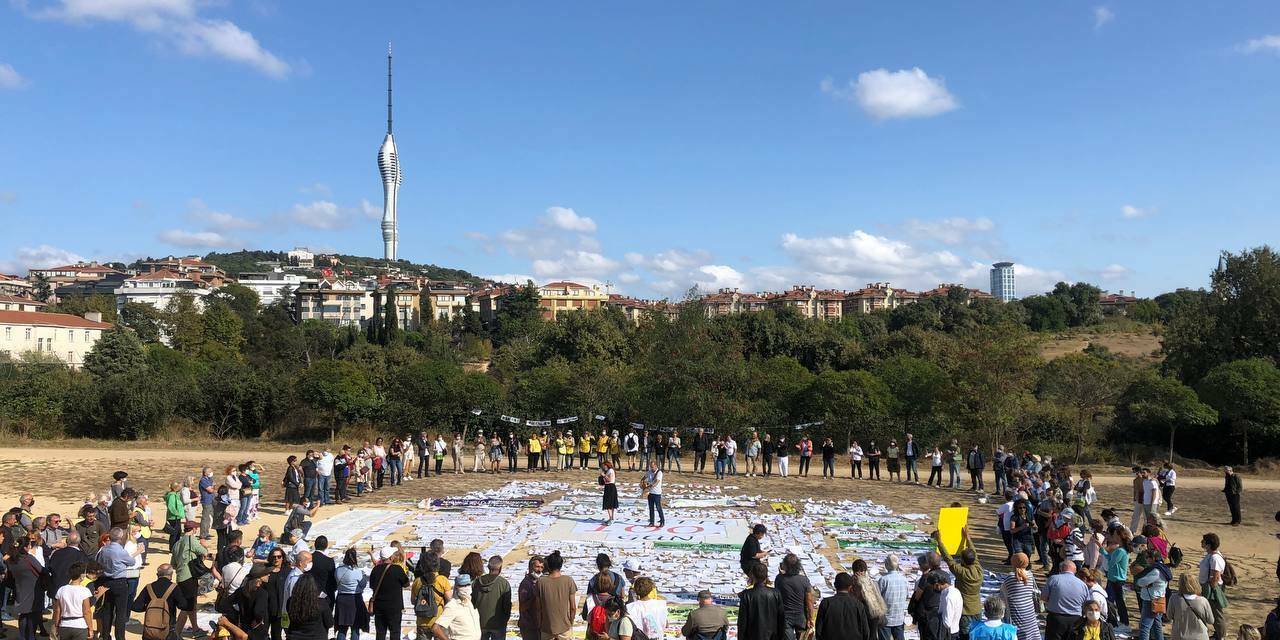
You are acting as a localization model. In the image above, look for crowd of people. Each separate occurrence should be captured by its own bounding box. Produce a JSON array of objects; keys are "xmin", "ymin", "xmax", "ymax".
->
[{"xmin": 0, "ymin": 439, "xmax": 1265, "ymax": 640}]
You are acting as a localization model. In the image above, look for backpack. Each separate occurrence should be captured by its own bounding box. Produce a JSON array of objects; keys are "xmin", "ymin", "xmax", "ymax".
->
[
  {"xmin": 1221, "ymin": 556, "xmax": 1238, "ymax": 587},
  {"xmin": 627, "ymin": 615, "xmax": 651, "ymax": 640},
  {"xmin": 142, "ymin": 583, "xmax": 177, "ymax": 640},
  {"xmin": 587, "ymin": 595, "xmax": 610, "ymax": 636},
  {"xmin": 414, "ymin": 582, "xmax": 443, "ymax": 618},
  {"xmin": 1167, "ymin": 544, "xmax": 1183, "ymax": 567},
  {"xmin": 1046, "ymin": 516, "xmax": 1072, "ymax": 542}
]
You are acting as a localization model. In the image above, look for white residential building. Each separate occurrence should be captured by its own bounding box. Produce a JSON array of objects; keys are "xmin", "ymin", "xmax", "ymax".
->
[
  {"xmin": 0, "ymin": 295, "xmax": 46, "ymax": 312},
  {"xmin": 0, "ymin": 310, "xmax": 113, "ymax": 368},
  {"xmin": 294, "ymin": 278, "xmax": 375, "ymax": 327},
  {"xmin": 286, "ymin": 248, "xmax": 315, "ymax": 269},
  {"xmin": 236, "ymin": 271, "xmax": 305, "ymax": 307},
  {"xmin": 114, "ymin": 269, "xmax": 214, "ymax": 312}
]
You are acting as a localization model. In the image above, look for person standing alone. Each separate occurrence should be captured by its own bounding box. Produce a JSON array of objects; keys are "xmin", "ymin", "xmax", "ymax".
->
[
  {"xmin": 1222, "ymin": 467, "xmax": 1242, "ymax": 526},
  {"xmin": 642, "ymin": 460, "xmax": 664, "ymax": 528}
]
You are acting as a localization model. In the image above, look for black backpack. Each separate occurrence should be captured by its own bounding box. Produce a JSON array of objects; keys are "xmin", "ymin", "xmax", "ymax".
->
[
  {"xmin": 1167, "ymin": 543, "xmax": 1183, "ymax": 567},
  {"xmin": 413, "ymin": 582, "xmax": 443, "ymax": 618}
]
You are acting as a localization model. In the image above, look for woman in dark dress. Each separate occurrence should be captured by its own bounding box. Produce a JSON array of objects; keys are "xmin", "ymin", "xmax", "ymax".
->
[
  {"xmin": 369, "ymin": 550, "xmax": 411, "ymax": 640},
  {"xmin": 282, "ymin": 456, "xmax": 302, "ymax": 510},
  {"xmin": 284, "ymin": 575, "xmax": 332, "ymax": 640},
  {"xmin": 600, "ymin": 460, "xmax": 619, "ymax": 524},
  {"xmin": 236, "ymin": 565, "xmax": 273, "ymax": 640}
]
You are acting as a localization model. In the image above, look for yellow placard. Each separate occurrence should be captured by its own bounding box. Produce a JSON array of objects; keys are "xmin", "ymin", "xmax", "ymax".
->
[
  {"xmin": 936, "ymin": 506, "xmax": 969, "ymax": 555},
  {"xmin": 771, "ymin": 502, "xmax": 797, "ymax": 514}
]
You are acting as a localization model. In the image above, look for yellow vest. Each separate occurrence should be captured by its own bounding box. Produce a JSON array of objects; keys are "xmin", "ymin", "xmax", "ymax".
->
[
  {"xmin": 597, "ymin": 436, "xmax": 610, "ymax": 453},
  {"xmin": 580, "ymin": 436, "xmax": 593, "ymax": 453},
  {"xmin": 133, "ymin": 506, "xmax": 152, "ymax": 539},
  {"xmin": 528, "ymin": 437, "xmax": 542, "ymax": 454}
]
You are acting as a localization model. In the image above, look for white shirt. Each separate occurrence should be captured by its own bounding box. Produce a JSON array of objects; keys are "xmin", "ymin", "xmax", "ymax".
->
[
  {"xmin": 316, "ymin": 452, "xmax": 334, "ymax": 476},
  {"xmin": 434, "ymin": 598, "xmax": 481, "ymax": 640},
  {"xmin": 725, "ymin": 438, "xmax": 737, "ymax": 456},
  {"xmin": 1161, "ymin": 469, "xmax": 1177, "ymax": 487},
  {"xmin": 1143, "ymin": 478, "xmax": 1161, "ymax": 505},
  {"xmin": 222, "ymin": 561, "xmax": 252, "ymax": 591},
  {"xmin": 55, "ymin": 584, "xmax": 93, "ymax": 629},
  {"xmin": 433, "ymin": 440, "xmax": 447, "ymax": 455},
  {"xmin": 628, "ymin": 598, "xmax": 668, "ymax": 640},
  {"xmin": 1199, "ymin": 551, "xmax": 1225, "ymax": 586},
  {"xmin": 1089, "ymin": 583, "xmax": 1109, "ymax": 620},
  {"xmin": 940, "ymin": 586, "xmax": 963, "ymax": 634},
  {"xmin": 644, "ymin": 469, "xmax": 663, "ymax": 496},
  {"xmin": 996, "ymin": 501, "xmax": 1015, "ymax": 530},
  {"xmin": 849, "ymin": 446, "xmax": 863, "ymax": 461},
  {"xmin": 124, "ymin": 540, "xmax": 142, "ymax": 579}
]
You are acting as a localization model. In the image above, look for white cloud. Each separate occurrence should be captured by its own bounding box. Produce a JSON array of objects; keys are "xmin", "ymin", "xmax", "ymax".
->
[
  {"xmin": 359, "ymin": 199, "xmax": 381, "ymax": 220},
  {"xmin": 1009, "ymin": 264, "xmax": 1070, "ymax": 297},
  {"xmin": 693, "ymin": 265, "xmax": 746, "ymax": 291},
  {"xmin": 0, "ymin": 245, "xmax": 87, "ymax": 274},
  {"xmin": 300, "ymin": 182, "xmax": 331, "ymax": 196},
  {"xmin": 0, "ymin": 63, "xmax": 28, "ymax": 89},
  {"xmin": 823, "ymin": 67, "xmax": 959, "ymax": 120},
  {"xmin": 1120, "ymin": 204, "xmax": 1155, "ymax": 219},
  {"xmin": 480, "ymin": 273, "xmax": 537, "ymax": 285},
  {"xmin": 185, "ymin": 199, "xmax": 259, "ymax": 231},
  {"xmin": 904, "ymin": 217, "xmax": 994, "ymax": 245},
  {"xmin": 540, "ymin": 206, "xmax": 596, "ymax": 233},
  {"xmin": 1100, "ymin": 263, "xmax": 1130, "ymax": 280},
  {"xmin": 158, "ymin": 229, "xmax": 237, "ymax": 248},
  {"xmin": 531, "ymin": 250, "xmax": 621, "ymax": 280},
  {"xmin": 23, "ymin": 0, "xmax": 290, "ymax": 77},
  {"xmin": 291, "ymin": 200, "xmax": 345, "ymax": 229},
  {"xmin": 1238, "ymin": 34, "xmax": 1280, "ymax": 55},
  {"xmin": 1093, "ymin": 6, "xmax": 1114, "ymax": 30}
]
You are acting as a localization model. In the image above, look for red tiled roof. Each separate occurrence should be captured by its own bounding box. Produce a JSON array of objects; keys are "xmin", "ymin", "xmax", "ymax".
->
[
  {"xmin": 36, "ymin": 264, "xmax": 122, "ymax": 274},
  {"xmin": 127, "ymin": 269, "xmax": 188, "ymax": 281},
  {"xmin": 0, "ymin": 310, "xmax": 113, "ymax": 329},
  {"xmin": 542, "ymin": 281, "xmax": 590, "ymax": 289},
  {"xmin": 0, "ymin": 295, "xmax": 44, "ymax": 306}
]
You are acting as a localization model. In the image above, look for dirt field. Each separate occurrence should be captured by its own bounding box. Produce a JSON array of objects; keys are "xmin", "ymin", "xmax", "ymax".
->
[
  {"xmin": 1040, "ymin": 330, "xmax": 1164, "ymax": 361},
  {"xmin": 1, "ymin": 446, "xmax": 1274, "ymax": 635}
]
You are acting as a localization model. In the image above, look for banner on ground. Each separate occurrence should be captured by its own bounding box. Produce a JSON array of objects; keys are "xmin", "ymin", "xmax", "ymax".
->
[{"xmin": 429, "ymin": 497, "xmax": 544, "ymax": 509}]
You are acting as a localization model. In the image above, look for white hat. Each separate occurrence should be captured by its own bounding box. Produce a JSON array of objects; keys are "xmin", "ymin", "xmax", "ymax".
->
[{"xmin": 622, "ymin": 559, "xmax": 642, "ymax": 572}]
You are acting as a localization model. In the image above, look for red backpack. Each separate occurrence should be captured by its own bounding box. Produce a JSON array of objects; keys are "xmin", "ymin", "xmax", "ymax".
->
[{"xmin": 587, "ymin": 594, "xmax": 610, "ymax": 636}]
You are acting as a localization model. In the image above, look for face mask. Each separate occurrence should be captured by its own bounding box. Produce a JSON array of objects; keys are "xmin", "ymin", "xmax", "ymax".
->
[{"xmin": 1086, "ymin": 612, "xmax": 1100, "ymax": 622}]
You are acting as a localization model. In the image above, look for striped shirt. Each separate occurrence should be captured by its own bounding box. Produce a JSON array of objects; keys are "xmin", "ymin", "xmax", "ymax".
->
[{"xmin": 1000, "ymin": 573, "xmax": 1042, "ymax": 640}]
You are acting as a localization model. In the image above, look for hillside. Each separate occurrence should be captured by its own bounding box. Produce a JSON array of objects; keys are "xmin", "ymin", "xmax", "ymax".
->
[
  {"xmin": 195, "ymin": 250, "xmax": 483, "ymax": 283},
  {"xmin": 1040, "ymin": 326, "xmax": 1163, "ymax": 361}
]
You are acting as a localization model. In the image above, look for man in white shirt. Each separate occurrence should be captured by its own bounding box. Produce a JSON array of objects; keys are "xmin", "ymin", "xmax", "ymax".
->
[
  {"xmin": 1141, "ymin": 468, "xmax": 1164, "ymax": 528},
  {"xmin": 938, "ymin": 573, "xmax": 963, "ymax": 639},
  {"xmin": 316, "ymin": 448, "xmax": 335, "ymax": 506},
  {"xmin": 643, "ymin": 460, "xmax": 664, "ymax": 528},
  {"xmin": 996, "ymin": 491, "xmax": 1016, "ymax": 563}
]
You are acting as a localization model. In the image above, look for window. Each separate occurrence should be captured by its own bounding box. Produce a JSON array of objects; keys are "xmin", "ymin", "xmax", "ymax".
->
[
  {"xmin": 36, "ymin": 337, "xmax": 43, "ymax": 351},
  {"xmin": 67, "ymin": 351, "xmax": 74, "ymax": 362},
  {"xmin": 25, "ymin": 328, "xmax": 31, "ymax": 340},
  {"xmin": 69, "ymin": 329, "xmax": 75, "ymax": 342},
  {"xmin": 84, "ymin": 330, "xmax": 90, "ymax": 341},
  {"xmin": 3, "ymin": 327, "xmax": 9, "ymax": 339}
]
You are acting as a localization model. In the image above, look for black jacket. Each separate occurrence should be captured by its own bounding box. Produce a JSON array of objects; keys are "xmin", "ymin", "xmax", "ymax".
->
[
  {"xmin": 235, "ymin": 585, "xmax": 271, "ymax": 640},
  {"xmin": 816, "ymin": 593, "xmax": 872, "ymax": 640},
  {"xmin": 967, "ymin": 450, "xmax": 985, "ymax": 470},
  {"xmin": 44, "ymin": 546, "xmax": 86, "ymax": 598},
  {"xmin": 737, "ymin": 584, "xmax": 786, "ymax": 640},
  {"xmin": 308, "ymin": 552, "xmax": 337, "ymax": 598},
  {"xmin": 1071, "ymin": 620, "xmax": 1116, "ymax": 640}
]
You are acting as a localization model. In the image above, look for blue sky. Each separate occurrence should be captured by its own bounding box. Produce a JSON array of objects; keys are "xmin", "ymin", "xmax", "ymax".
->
[{"xmin": 2, "ymin": 2, "xmax": 1279, "ymax": 299}]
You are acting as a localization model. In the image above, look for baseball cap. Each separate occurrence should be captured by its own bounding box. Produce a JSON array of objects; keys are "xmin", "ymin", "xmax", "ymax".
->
[
  {"xmin": 456, "ymin": 574, "xmax": 472, "ymax": 587},
  {"xmin": 1132, "ymin": 535, "xmax": 1149, "ymax": 546},
  {"xmin": 622, "ymin": 559, "xmax": 642, "ymax": 573}
]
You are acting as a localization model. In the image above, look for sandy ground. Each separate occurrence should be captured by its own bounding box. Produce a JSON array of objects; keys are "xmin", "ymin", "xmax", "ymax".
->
[{"xmin": 0, "ymin": 446, "xmax": 1274, "ymax": 637}]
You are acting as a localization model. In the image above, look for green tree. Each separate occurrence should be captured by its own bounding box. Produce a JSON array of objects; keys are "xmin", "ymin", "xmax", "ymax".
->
[
  {"xmin": 1021, "ymin": 295, "xmax": 1068, "ymax": 332},
  {"xmin": 1038, "ymin": 353, "xmax": 1127, "ymax": 462},
  {"xmin": 367, "ymin": 291, "xmax": 382, "ymax": 345},
  {"xmin": 120, "ymin": 302, "xmax": 163, "ymax": 343},
  {"xmin": 31, "ymin": 275, "xmax": 52, "ymax": 303},
  {"xmin": 1196, "ymin": 358, "xmax": 1280, "ymax": 465},
  {"xmin": 48, "ymin": 294, "xmax": 118, "ymax": 323},
  {"xmin": 803, "ymin": 369, "xmax": 892, "ymax": 445},
  {"xmin": 200, "ymin": 300, "xmax": 245, "ymax": 358},
  {"xmin": 382, "ymin": 293, "xmax": 398, "ymax": 345},
  {"xmin": 876, "ymin": 355, "xmax": 948, "ymax": 433},
  {"xmin": 948, "ymin": 326, "xmax": 1041, "ymax": 452},
  {"xmin": 494, "ymin": 282, "xmax": 543, "ymax": 347},
  {"xmin": 82, "ymin": 327, "xmax": 146, "ymax": 378},
  {"xmin": 161, "ymin": 291, "xmax": 205, "ymax": 354},
  {"xmin": 1114, "ymin": 373, "xmax": 1217, "ymax": 460},
  {"xmin": 297, "ymin": 359, "xmax": 378, "ymax": 434},
  {"xmin": 0, "ymin": 353, "xmax": 75, "ymax": 438},
  {"xmin": 1129, "ymin": 299, "xmax": 1162, "ymax": 324},
  {"xmin": 207, "ymin": 283, "xmax": 260, "ymax": 326}
]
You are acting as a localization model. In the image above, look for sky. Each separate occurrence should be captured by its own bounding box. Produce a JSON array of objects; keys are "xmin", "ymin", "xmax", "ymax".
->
[{"xmin": 2, "ymin": 2, "xmax": 1279, "ymax": 299}]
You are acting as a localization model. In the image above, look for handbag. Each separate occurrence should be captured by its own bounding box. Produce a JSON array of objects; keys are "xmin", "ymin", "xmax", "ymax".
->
[
  {"xmin": 181, "ymin": 537, "xmax": 210, "ymax": 579},
  {"xmin": 1151, "ymin": 596, "xmax": 1166, "ymax": 615},
  {"xmin": 367, "ymin": 566, "xmax": 390, "ymax": 614}
]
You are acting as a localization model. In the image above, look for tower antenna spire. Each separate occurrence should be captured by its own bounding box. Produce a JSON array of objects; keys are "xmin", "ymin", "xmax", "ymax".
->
[{"xmin": 386, "ymin": 41, "xmax": 393, "ymax": 135}]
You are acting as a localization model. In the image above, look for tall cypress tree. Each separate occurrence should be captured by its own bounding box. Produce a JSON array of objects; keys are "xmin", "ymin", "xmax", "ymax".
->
[
  {"xmin": 367, "ymin": 291, "xmax": 382, "ymax": 344},
  {"xmin": 382, "ymin": 291, "xmax": 399, "ymax": 345}
]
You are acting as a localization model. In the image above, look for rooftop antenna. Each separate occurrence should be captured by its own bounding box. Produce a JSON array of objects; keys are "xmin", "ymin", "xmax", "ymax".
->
[{"xmin": 386, "ymin": 41, "xmax": 393, "ymax": 135}]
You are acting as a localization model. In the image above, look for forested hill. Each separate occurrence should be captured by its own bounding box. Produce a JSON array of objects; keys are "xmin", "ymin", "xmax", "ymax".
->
[{"xmin": 196, "ymin": 250, "xmax": 482, "ymax": 282}]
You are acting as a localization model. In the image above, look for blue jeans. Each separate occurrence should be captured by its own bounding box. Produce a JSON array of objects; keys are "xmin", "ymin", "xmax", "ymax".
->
[
  {"xmin": 905, "ymin": 457, "xmax": 918, "ymax": 481},
  {"xmin": 388, "ymin": 459, "xmax": 403, "ymax": 485},
  {"xmin": 714, "ymin": 458, "xmax": 726, "ymax": 479},
  {"xmin": 1139, "ymin": 599, "xmax": 1164, "ymax": 640},
  {"xmin": 647, "ymin": 493, "xmax": 664, "ymax": 526},
  {"xmin": 318, "ymin": 474, "xmax": 332, "ymax": 503},
  {"xmin": 994, "ymin": 469, "xmax": 1007, "ymax": 494},
  {"xmin": 303, "ymin": 477, "xmax": 317, "ymax": 502},
  {"xmin": 236, "ymin": 494, "xmax": 251, "ymax": 525},
  {"xmin": 948, "ymin": 462, "xmax": 960, "ymax": 487},
  {"xmin": 880, "ymin": 625, "xmax": 905, "ymax": 640},
  {"xmin": 727, "ymin": 455, "xmax": 737, "ymax": 476}
]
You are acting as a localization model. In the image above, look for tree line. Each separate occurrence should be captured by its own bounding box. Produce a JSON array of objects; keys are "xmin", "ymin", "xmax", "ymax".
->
[{"xmin": 3, "ymin": 247, "xmax": 1280, "ymax": 465}]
